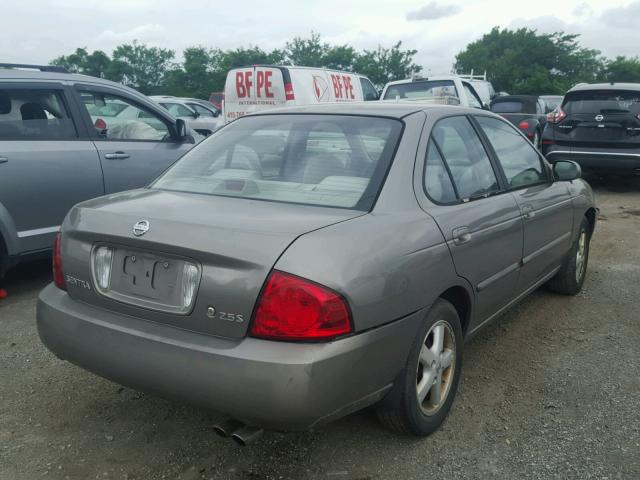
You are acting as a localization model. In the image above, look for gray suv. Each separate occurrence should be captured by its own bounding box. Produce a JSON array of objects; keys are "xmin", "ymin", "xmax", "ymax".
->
[{"xmin": 0, "ymin": 64, "xmax": 199, "ymax": 279}]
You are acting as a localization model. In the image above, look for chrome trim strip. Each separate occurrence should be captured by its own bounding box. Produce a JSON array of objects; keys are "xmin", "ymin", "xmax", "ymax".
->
[
  {"xmin": 547, "ymin": 150, "xmax": 640, "ymax": 159},
  {"xmin": 477, "ymin": 261, "xmax": 520, "ymax": 292},
  {"xmin": 17, "ymin": 225, "xmax": 60, "ymax": 238},
  {"xmin": 522, "ymin": 231, "xmax": 571, "ymax": 265}
]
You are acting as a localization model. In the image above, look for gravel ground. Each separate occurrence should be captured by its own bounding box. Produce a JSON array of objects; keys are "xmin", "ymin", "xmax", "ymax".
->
[{"xmin": 1, "ymin": 177, "xmax": 639, "ymax": 480}]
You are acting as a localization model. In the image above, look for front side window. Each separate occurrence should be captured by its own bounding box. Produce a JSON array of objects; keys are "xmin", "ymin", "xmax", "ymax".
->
[
  {"xmin": 189, "ymin": 103, "xmax": 215, "ymax": 117},
  {"xmin": 462, "ymin": 83, "xmax": 482, "ymax": 109},
  {"xmin": 431, "ymin": 116, "xmax": 499, "ymax": 200},
  {"xmin": 161, "ymin": 102, "xmax": 194, "ymax": 118},
  {"xmin": 79, "ymin": 91, "xmax": 168, "ymax": 141},
  {"xmin": 476, "ymin": 116, "xmax": 546, "ymax": 188},
  {"xmin": 153, "ymin": 114, "xmax": 402, "ymax": 210},
  {"xmin": 0, "ymin": 88, "xmax": 76, "ymax": 139},
  {"xmin": 383, "ymin": 80, "xmax": 458, "ymax": 101},
  {"xmin": 360, "ymin": 78, "xmax": 379, "ymax": 101}
]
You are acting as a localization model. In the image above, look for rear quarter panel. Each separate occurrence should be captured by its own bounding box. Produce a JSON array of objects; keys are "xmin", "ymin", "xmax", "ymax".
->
[{"xmin": 275, "ymin": 112, "xmax": 467, "ymax": 332}]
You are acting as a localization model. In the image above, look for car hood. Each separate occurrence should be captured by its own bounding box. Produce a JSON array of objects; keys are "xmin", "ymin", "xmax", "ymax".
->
[{"xmin": 61, "ymin": 189, "xmax": 365, "ymax": 339}]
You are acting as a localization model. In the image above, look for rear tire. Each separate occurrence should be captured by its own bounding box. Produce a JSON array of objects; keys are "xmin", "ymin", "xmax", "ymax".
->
[
  {"xmin": 547, "ymin": 217, "xmax": 590, "ymax": 295},
  {"xmin": 376, "ymin": 299, "xmax": 463, "ymax": 436}
]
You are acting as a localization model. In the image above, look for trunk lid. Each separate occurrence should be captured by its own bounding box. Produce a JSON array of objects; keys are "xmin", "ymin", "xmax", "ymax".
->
[
  {"xmin": 551, "ymin": 89, "xmax": 640, "ymax": 147},
  {"xmin": 62, "ymin": 189, "xmax": 364, "ymax": 339}
]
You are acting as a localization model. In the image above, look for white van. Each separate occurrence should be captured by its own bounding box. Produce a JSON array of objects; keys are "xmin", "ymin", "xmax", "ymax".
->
[{"xmin": 223, "ymin": 65, "xmax": 379, "ymax": 123}]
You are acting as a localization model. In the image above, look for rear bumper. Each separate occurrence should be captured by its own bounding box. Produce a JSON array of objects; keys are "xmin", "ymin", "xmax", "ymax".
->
[
  {"xmin": 37, "ymin": 284, "xmax": 423, "ymax": 431},
  {"xmin": 545, "ymin": 147, "xmax": 640, "ymax": 173}
]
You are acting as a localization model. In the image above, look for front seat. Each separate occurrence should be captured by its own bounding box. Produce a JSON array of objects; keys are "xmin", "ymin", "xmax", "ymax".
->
[
  {"xmin": 0, "ymin": 91, "xmax": 21, "ymax": 137},
  {"xmin": 20, "ymin": 102, "xmax": 47, "ymax": 121}
]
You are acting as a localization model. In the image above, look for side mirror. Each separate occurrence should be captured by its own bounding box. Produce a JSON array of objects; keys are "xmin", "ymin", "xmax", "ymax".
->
[
  {"xmin": 364, "ymin": 92, "xmax": 379, "ymax": 101},
  {"xmin": 553, "ymin": 160, "xmax": 581, "ymax": 181},
  {"xmin": 174, "ymin": 118, "xmax": 188, "ymax": 140}
]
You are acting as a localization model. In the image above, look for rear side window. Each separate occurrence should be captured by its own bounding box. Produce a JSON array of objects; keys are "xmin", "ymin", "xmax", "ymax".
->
[
  {"xmin": 0, "ymin": 89, "xmax": 76, "ymax": 140},
  {"xmin": 424, "ymin": 141, "xmax": 457, "ymax": 203},
  {"xmin": 430, "ymin": 116, "xmax": 499, "ymax": 200},
  {"xmin": 563, "ymin": 90, "xmax": 640, "ymax": 115},
  {"xmin": 476, "ymin": 116, "xmax": 546, "ymax": 188},
  {"xmin": 153, "ymin": 114, "xmax": 403, "ymax": 210}
]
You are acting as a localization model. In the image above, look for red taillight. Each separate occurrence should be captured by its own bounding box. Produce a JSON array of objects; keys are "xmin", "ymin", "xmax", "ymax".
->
[
  {"xmin": 518, "ymin": 120, "xmax": 530, "ymax": 130},
  {"xmin": 53, "ymin": 233, "xmax": 66, "ymax": 290},
  {"xmin": 250, "ymin": 271, "xmax": 352, "ymax": 341},
  {"xmin": 284, "ymin": 82, "xmax": 295, "ymax": 101},
  {"xmin": 547, "ymin": 107, "xmax": 567, "ymax": 124},
  {"xmin": 542, "ymin": 139, "xmax": 556, "ymax": 145}
]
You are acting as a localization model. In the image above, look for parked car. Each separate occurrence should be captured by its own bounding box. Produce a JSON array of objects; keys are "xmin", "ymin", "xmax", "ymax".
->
[
  {"xmin": 0, "ymin": 63, "xmax": 199, "ymax": 280},
  {"xmin": 37, "ymin": 102, "xmax": 596, "ymax": 440},
  {"xmin": 179, "ymin": 97, "xmax": 221, "ymax": 117},
  {"xmin": 380, "ymin": 75, "xmax": 487, "ymax": 109},
  {"xmin": 539, "ymin": 95, "xmax": 563, "ymax": 113},
  {"xmin": 490, "ymin": 95, "xmax": 548, "ymax": 149},
  {"xmin": 223, "ymin": 65, "xmax": 379, "ymax": 123},
  {"xmin": 150, "ymin": 96, "xmax": 223, "ymax": 136},
  {"xmin": 543, "ymin": 83, "xmax": 640, "ymax": 174},
  {"xmin": 208, "ymin": 91, "xmax": 224, "ymax": 111}
]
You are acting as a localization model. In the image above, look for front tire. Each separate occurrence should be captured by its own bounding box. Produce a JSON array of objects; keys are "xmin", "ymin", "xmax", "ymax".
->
[
  {"xmin": 547, "ymin": 216, "xmax": 591, "ymax": 295},
  {"xmin": 377, "ymin": 299, "xmax": 463, "ymax": 436}
]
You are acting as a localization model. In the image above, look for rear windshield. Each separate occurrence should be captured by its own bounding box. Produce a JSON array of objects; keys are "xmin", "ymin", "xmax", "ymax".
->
[
  {"xmin": 491, "ymin": 101, "xmax": 533, "ymax": 114},
  {"xmin": 383, "ymin": 80, "xmax": 457, "ymax": 100},
  {"xmin": 563, "ymin": 90, "xmax": 640, "ymax": 115},
  {"xmin": 153, "ymin": 114, "xmax": 403, "ymax": 210}
]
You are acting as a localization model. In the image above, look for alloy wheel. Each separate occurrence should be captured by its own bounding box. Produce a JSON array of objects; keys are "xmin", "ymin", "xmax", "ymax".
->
[{"xmin": 416, "ymin": 320, "xmax": 456, "ymax": 416}]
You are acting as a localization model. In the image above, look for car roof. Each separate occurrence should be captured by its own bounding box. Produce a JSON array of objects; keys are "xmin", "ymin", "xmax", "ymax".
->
[
  {"xmin": 246, "ymin": 101, "xmax": 482, "ymax": 119},
  {"xmin": 569, "ymin": 82, "xmax": 640, "ymax": 92},
  {"xmin": 0, "ymin": 67, "xmax": 148, "ymax": 98}
]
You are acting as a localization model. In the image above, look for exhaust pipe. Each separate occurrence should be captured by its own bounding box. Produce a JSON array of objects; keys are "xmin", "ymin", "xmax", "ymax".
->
[
  {"xmin": 230, "ymin": 425, "xmax": 264, "ymax": 446},
  {"xmin": 213, "ymin": 419, "xmax": 244, "ymax": 438}
]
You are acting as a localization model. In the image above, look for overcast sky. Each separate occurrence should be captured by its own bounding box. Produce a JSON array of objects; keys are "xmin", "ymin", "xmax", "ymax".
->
[{"xmin": 2, "ymin": 0, "xmax": 639, "ymax": 74}]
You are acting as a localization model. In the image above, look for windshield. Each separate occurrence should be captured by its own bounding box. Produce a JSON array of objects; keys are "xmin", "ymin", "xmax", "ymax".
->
[
  {"xmin": 563, "ymin": 90, "xmax": 640, "ymax": 115},
  {"xmin": 383, "ymin": 80, "xmax": 458, "ymax": 100},
  {"xmin": 153, "ymin": 114, "xmax": 403, "ymax": 210}
]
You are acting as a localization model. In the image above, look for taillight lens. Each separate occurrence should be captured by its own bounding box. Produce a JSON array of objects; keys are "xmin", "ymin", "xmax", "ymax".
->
[
  {"xmin": 181, "ymin": 263, "xmax": 199, "ymax": 308},
  {"xmin": 284, "ymin": 82, "xmax": 295, "ymax": 101},
  {"xmin": 547, "ymin": 107, "xmax": 567, "ymax": 124},
  {"xmin": 518, "ymin": 120, "xmax": 530, "ymax": 130},
  {"xmin": 53, "ymin": 233, "xmax": 66, "ymax": 290},
  {"xmin": 93, "ymin": 246, "xmax": 114, "ymax": 290},
  {"xmin": 251, "ymin": 271, "xmax": 352, "ymax": 341}
]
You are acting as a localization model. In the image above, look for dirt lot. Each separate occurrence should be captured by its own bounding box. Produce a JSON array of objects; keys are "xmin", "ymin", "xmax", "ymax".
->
[{"xmin": 1, "ymin": 177, "xmax": 639, "ymax": 480}]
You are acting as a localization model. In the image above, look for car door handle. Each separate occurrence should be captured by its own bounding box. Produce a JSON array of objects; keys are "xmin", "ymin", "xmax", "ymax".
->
[
  {"xmin": 452, "ymin": 226, "xmax": 472, "ymax": 245},
  {"xmin": 104, "ymin": 152, "xmax": 130, "ymax": 160},
  {"xmin": 0, "ymin": 156, "xmax": 8, "ymax": 164},
  {"xmin": 522, "ymin": 204, "xmax": 536, "ymax": 220}
]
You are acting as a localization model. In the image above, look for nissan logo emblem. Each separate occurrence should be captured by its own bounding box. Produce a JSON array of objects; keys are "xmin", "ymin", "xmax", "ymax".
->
[
  {"xmin": 595, "ymin": 114, "xmax": 604, "ymax": 122},
  {"xmin": 133, "ymin": 220, "xmax": 150, "ymax": 237}
]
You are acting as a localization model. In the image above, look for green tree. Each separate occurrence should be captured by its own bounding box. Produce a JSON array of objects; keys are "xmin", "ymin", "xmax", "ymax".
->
[
  {"xmin": 110, "ymin": 41, "xmax": 175, "ymax": 94},
  {"xmin": 284, "ymin": 32, "xmax": 328, "ymax": 67},
  {"xmin": 602, "ymin": 56, "xmax": 640, "ymax": 83},
  {"xmin": 353, "ymin": 41, "xmax": 422, "ymax": 88},
  {"xmin": 51, "ymin": 47, "xmax": 111, "ymax": 78},
  {"xmin": 454, "ymin": 27, "xmax": 603, "ymax": 94}
]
